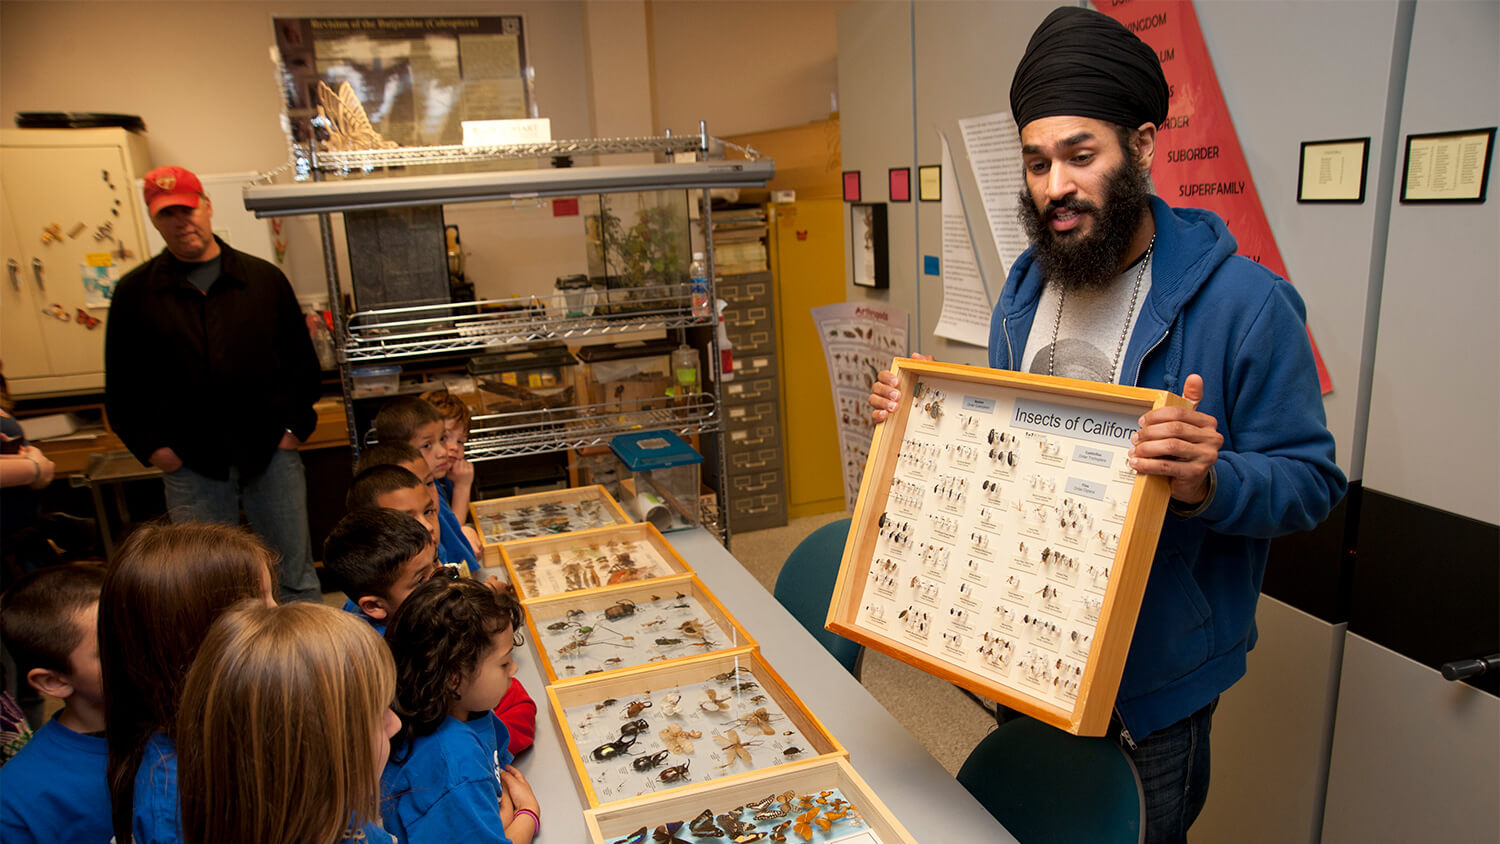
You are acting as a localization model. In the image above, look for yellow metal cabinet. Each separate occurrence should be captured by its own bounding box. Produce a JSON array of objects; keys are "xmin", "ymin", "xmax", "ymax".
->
[
  {"xmin": 0, "ymin": 128, "xmax": 152, "ymax": 395},
  {"xmin": 769, "ymin": 199, "xmax": 847, "ymax": 518}
]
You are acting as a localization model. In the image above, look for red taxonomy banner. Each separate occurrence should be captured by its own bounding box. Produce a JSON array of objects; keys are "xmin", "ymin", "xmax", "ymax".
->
[{"xmin": 1095, "ymin": 0, "xmax": 1332, "ymax": 392}]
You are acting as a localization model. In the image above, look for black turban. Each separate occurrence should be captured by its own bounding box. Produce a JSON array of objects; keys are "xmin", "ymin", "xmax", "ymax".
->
[{"xmin": 1009, "ymin": 6, "xmax": 1169, "ymax": 131}]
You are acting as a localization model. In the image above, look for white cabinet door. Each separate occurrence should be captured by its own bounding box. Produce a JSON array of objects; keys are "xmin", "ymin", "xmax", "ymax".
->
[
  {"xmin": 0, "ymin": 143, "xmax": 149, "ymax": 389},
  {"xmin": 0, "ymin": 179, "xmax": 54, "ymax": 381}
]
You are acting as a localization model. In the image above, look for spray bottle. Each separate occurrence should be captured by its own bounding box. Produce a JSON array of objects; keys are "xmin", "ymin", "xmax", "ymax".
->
[{"xmin": 714, "ymin": 298, "xmax": 734, "ymax": 382}]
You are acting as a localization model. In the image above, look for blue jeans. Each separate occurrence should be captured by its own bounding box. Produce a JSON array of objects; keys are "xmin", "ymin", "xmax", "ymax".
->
[
  {"xmin": 160, "ymin": 447, "xmax": 322, "ymax": 603},
  {"xmin": 1119, "ymin": 697, "xmax": 1218, "ymax": 844}
]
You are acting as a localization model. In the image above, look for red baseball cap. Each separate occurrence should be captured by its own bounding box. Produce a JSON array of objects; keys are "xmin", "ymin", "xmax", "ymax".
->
[{"xmin": 142, "ymin": 166, "xmax": 205, "ymax": 216}]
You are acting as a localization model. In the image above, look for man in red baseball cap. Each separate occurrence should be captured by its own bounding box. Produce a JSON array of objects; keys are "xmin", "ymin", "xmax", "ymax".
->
[
  {"xmin": 140, "ymin": 166, "xmax": 218, "ymax": 263},
  {"xmin": 106, "ymin": 165, "xmax": 323, "ymax": 603}
]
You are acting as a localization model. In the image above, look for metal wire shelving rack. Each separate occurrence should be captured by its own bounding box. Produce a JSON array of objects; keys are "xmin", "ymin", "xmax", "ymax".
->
[{"xmin": 243, "ymin": 126, "xmax": 769, "ymax": 547}]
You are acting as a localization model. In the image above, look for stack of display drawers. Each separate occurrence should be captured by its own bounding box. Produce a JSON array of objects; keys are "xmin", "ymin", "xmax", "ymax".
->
[
  {"xmin": 471, "ymin": 485, "xmax": 916, "ymax": 842},
  {"xmin": 717, "ymin": 267, "xmax": 789, "ymax": 532}
]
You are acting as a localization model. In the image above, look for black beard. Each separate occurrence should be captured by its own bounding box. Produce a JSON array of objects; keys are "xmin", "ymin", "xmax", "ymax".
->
[{"xmin": 1016, "ymin": 153, "xmax": 1153, "ymax": 291}]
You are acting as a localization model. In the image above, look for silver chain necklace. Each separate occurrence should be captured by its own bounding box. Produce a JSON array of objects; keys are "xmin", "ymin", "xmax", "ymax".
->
[{"xmin": 1048, "ymin": 235, "xmax": 1155, "ymax": 384}]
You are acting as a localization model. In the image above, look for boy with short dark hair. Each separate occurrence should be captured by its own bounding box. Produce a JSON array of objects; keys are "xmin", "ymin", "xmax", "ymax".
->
[
  {"xmin": 371, "ymin": 398, "xmax": 480, "ymax": 572},
  {"xmin": 323, "ymin": 508, "xmax": 438, "ymax": 636},
  {"xmin": 0, "ymin": 565, "xmax": 111, "ymax": 843}
]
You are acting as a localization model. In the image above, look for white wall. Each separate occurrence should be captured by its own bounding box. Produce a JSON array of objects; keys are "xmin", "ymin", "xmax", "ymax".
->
[{"xmin": 0, "ymin": 0, "xmax": 843, "ymax": 304}]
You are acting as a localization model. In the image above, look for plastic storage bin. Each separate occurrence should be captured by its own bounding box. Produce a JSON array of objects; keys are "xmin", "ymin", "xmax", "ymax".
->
[
  {"xmin": 609, "ymin": 430, "xmax": 703, "ymax": 532},
  {"xmin": 350, "ymin": 364, "xmax": 401, "ymax": 397}
]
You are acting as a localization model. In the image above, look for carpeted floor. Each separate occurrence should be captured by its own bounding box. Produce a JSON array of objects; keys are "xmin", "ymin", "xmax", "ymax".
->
[{"xmin": 730, "ymin": 512, "xmax": 999, "ymax": 776}]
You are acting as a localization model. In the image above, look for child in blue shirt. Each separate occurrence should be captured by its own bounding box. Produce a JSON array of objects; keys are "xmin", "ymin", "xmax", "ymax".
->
[
  {"xmin": 175, "ymin": 601, "xmax": 400, "ymax": 844},
  {"xmin": 421, "ymin": 389, "xmax": 481, "ymax": 548},
  {"xmin": 373, "ymin": 398, "xmax": 482, "ymax": 571},
  {"xmin": 356, "ymin": 440, "xmax": 479, "ymax": 572},
  {"xmin": 98, "ymin": 523, "xmax": 278, "ymax": 844},
  {"xmin": 323, "ymin": 507, "xmax": 439, "ymax": 636},
  {"xmin": 0, "ymin": 565, "xmax": 110, "ymax": 844},
  {"xmin": 382, "ymin": 576, "xmax": 540, "ymax": 844}
]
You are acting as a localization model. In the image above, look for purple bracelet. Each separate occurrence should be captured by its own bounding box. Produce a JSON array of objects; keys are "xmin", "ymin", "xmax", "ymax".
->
[{"xmin": 513, "ymin": 807, "xmax": 540, "ymax": 835}]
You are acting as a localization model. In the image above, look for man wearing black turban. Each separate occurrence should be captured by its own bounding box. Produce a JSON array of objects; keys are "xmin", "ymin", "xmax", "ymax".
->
[{"xmin": 872, "ymin": 7, "xmax": 1345, "ymax": 842}]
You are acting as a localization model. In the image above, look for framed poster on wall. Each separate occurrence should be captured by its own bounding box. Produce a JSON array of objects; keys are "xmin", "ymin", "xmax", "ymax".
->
[
  {"xmin": 272, "ymin": 15, "xmax": 533, "ymax": 151},
  {"xmin": 849, "ymin": 202, "xmax": 889, "ymax": 289},
  {"xmin": 826, "ymin": 359, "xmax": 1189, "ymax": 736}
]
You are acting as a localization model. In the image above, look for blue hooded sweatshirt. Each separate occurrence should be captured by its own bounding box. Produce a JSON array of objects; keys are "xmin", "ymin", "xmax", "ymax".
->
[{"xmin": 989, "ymin": 196, "xmax": 1347, "ymax": 739}]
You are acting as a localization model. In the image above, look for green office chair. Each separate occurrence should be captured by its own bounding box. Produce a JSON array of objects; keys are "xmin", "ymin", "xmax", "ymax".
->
[
  {"xmin": 772, "ymin": 517, "xmax": 864, "ymax": 678},
  {"xmin": 957, "ymin": 716, "xmax": 1143, "ymax": 844}
]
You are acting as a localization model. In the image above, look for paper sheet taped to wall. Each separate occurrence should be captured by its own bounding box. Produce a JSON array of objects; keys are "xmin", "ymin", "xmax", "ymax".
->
[{"xmin": 933, "ymin": 134, "xmax": 991, "ymax": 347}]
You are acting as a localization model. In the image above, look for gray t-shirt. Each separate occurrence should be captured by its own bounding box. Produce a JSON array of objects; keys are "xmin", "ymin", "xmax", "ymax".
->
[
  {"xmin": 1021, "ymin": 258, "xmax": 1154, "ymax": 385},
  {"xmin": 182, "ymin": 254, "xmax": 222, "ymax": 293}
]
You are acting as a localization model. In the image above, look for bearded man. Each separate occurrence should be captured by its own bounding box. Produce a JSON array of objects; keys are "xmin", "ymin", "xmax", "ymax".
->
[{"xmin": 870, "ymin": 8, "xmax": 1345, "ymax": 841}]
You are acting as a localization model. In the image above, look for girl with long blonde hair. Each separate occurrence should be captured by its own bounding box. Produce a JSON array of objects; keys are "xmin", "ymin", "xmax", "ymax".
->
[{"xmin": 177, "ymin": 601, "xmax": 400, "ymax": 844}]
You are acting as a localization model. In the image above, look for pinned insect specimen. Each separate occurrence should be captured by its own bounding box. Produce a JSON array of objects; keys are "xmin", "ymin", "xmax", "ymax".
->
[
  {"xmin": 677, "ymin": 619, "xmax": 705, "ymax": 639},
  {"xmin": 688, "ymin": 809, "xmax": 723, "ymax": 838},
  {"xmin": 650, "ymin": 822, "xmax": 691, "ymax": 844},
  {"xmin": 612, "ymin": 826, "xmax": 648, "ymax": 844},
  {"xmin": 659, "ymin": 691, "xmax": 683, "ymax": 716},
  {"xmin": 713, "ymin": 666, "xmax": 752, "ymax": 683},
  {"xmin": 591, "ymin": 731, "xmax": 638, "ymax": 761},
  {"xmin": 730, "ymin": 681, "xmax": 759, "ymax": 693},
  {"xmin": 659, "ymin": 761, "xmax": 691, "ymax": 782},
  {"xmin": 659, "ymin": 724, "xmax": 702, "ymax": 754},
  {"xmin": 619, "ymin": 718, "xmax": 650, "ymax": 736},
  {"xmin": 733, "ymin": 707, "xmax": 780, "ymax": 736},
  {"xmin": 623, "ymin": 698, "xmax": 653, "ymax": 717},
  {"xmin": 715, "ymin": 729, "xmax": 762, "ymax": 768},
  {"xmin": 631, "ymin": 749, "xmax": 671, "ymax": 771},
  {"xmin": 700, "ymin": 688, "xmax": 732, "ymax": 713},
  {"xmin": 783, "ymin": 746, "xmax": 803, "ymax": 757},
  {"xmin": 595, "ymin": 698, "xmax": 618, "ymax": 710},
  {"xmin": 655, "ymin": 637, "xmax": 683, "ymax": 645},
  {"xmin": 604, "ymin": 599, "xmax": 638, "ymax": 620}
]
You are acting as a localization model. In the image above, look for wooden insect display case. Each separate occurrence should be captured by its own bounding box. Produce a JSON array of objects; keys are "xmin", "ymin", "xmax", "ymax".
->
[
  {"xmin": 470, "ymin": 485, "xmax": 634, "ymax": 567},
  {"xmin": 545, "ymin": 647, "xmax": 844, "ymax": 807},
  {"xmin": 583, "ymin": 756, "xmax": 916, "ymax": 844},
  {"xmin": 525, "ymin": 574, "xmax": 757, "ymax": 682},
  {"xmin": 499, "ymin": 523, "xmax": 690, "ymax": 602},
  {"xmin": 827, "ymin": 359, "xmax": 1190, "ymax": 736}
]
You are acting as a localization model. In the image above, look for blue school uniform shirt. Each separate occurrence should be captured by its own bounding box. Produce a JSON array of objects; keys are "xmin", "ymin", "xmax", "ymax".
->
[
  {"xmin": 436, "ymin": 491, "xmax": 479, "ymax": 573},
  {"xmin": 133, "ymin": 731, "xmax": 394, "ymax": 844},
  {"xmin": 342, "ymin": 597, "xmax": 387, "ymax": 636},
  {"xmin": 382, "ymin": 712, "xmax": 515, "ymax": 843},
  {"xmin": 133, "ymin": 732, "xmax": 180, "ymax": 844},
  {"xmin": 0, "ymin": 716, "xmax": 111, "ymax": 844}
]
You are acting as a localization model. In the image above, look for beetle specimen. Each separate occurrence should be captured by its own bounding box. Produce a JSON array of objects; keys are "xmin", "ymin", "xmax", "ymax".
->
[
  {"xmin": 603, "ymin": 599, "xmax": 638, "ymax": 620},
  {"xmin": 590, "ymin": 731, "xmax": 638, "ymax": 761},
  {"xmin": 658, "ymin": 761, "xmax": 691, "ymax": 783},
  {"xmin": 623, "ymin": 698, "xmax": 653, "ymax": 717},
  {"xmin": 631, "ymin": 749, "xmax": 671, "ymax": 771},
  {"xmin": 619, "ymin": 718, "xmax": 650, "ymax": 736}
]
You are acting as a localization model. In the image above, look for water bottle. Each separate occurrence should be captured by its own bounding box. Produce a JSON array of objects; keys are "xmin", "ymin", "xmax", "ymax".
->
[{"xmin": 689, "ymin": 252, "xmax": 711, "ymax": 318}]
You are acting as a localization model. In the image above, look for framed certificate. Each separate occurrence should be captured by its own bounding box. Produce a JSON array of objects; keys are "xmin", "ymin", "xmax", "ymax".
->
[
  {"xmin": 1400, "ymin": 127, "xmax": 1496, "ymax": 203},
  {"xmin": 1298, "ymin": 137, "xmax": 1370, "ymax": 203}
]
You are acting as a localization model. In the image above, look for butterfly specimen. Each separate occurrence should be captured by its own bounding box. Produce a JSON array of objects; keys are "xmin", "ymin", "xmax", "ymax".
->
[
  {"xmin": 651, "ymin": 822, "xmax": 691, "ymax": 844},
  {"xmin": 715, "ymin": 729, "xmax": 761, "ymax": 768},
  {"xmin": 688, "ymin": 809, "xmax": 723, "ymax": 838},
  {"xmin": 659, "ymin": 724, "xmax": 701, "ymax": 754},
  {"xmin": 313, "ymin": 81, "xmax": 399, "ymax": 152}
]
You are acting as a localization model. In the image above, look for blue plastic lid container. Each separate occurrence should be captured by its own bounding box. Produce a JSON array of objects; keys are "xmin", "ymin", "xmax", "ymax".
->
[{"xmin": 609, "ymin": 430, "xmax": 703, "ymax": 471}]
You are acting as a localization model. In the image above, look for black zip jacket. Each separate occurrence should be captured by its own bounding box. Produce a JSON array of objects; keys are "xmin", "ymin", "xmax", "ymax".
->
[{"xmin": 105, "ymin": 238, "xmax": 321, "ymax": 480}]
